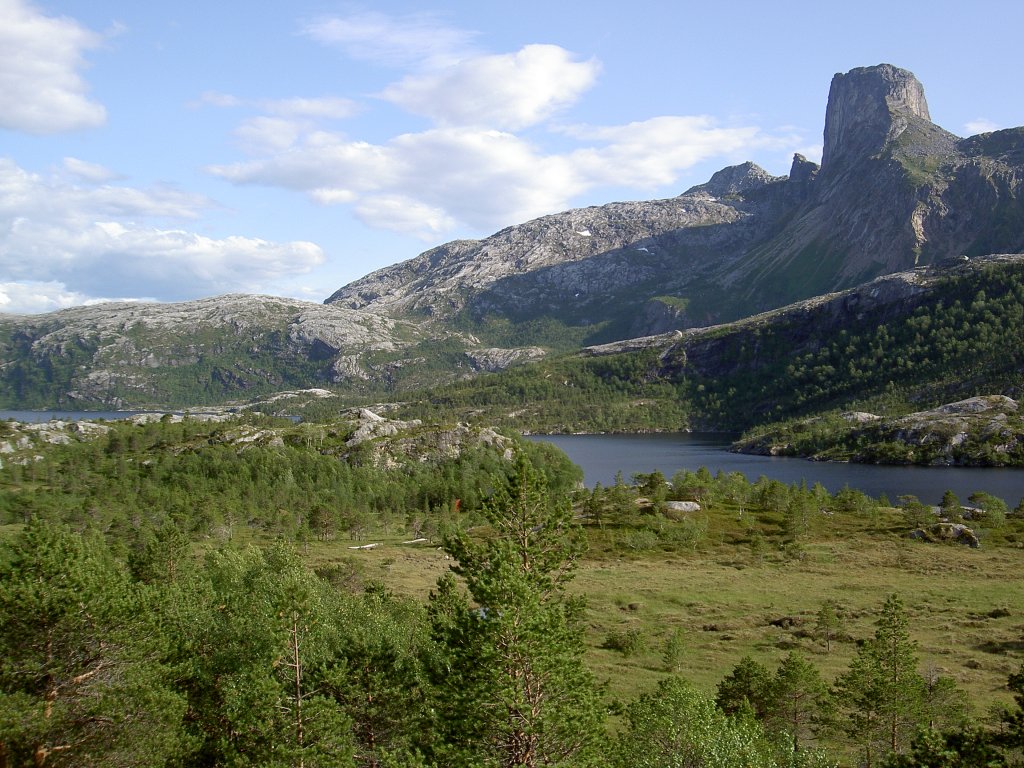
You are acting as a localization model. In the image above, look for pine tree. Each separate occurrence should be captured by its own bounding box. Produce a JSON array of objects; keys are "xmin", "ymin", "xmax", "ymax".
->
[
  {"xmin": 765, "ymin": 652, "xmax": 832, "ymax": 752},
  {"xmin": 835, "ymin": 594, "xmax": 927, "ymax": 767},
  {"xmin": 715, "ymin": 656, "xmax": 772, "ymax": 719},
  {"xmin": 429, "ymin": 452, "xmax": 604, "ymax": 767},
  {"xmin": 0, "ymin": 519, "xmax": 188, "ymax": 767},
  {"xmin": 815, "ymin": 600, "xmax": 842, "ymax": 653}
]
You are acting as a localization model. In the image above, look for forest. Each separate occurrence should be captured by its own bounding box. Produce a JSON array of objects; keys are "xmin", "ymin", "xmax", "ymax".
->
[
  {"xmin": 359, "ymin": 261, "xmax": 1024, "ymax": 444},
  {"xmin": 1, "ymin": 415, "xmax": 1023, "ymax": 766}
]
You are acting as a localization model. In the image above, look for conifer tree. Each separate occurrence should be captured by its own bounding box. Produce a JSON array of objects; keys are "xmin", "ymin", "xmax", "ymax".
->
[
  {"xmin": 835, "ymin": 594, "xmax": 927, "ymax": 767},
  {"xmin": 0, "ymin": 520, "xmax": 187, "ymax": 767},
  {"xmin": 765, "ymin": 652, "xmax": 832, "ymax": 752},
  {"xmin": 429, "ymin": 452, "xmax": 604, "ymax": 767}
]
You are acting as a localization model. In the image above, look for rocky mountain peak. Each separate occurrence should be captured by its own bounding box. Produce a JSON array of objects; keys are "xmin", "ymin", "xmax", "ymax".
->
[
  {"xmin": 787, "ymin": 153, "xmax": 819, "ymax": 184},
  {"xmin": 684, "ymin": 161, "xmax": 782, "ymax": 197},
  {"xmin": 822, "ymin": 63, "xmax": 932, "ymax": 169}
]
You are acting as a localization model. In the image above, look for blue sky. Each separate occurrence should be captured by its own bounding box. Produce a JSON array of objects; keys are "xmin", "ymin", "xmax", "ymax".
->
[{"xmin": 1, "ymin": 0, "xmax": 1021, "ymax": 314}]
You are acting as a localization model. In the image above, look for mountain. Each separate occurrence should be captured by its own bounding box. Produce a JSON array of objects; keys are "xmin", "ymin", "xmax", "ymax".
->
[
  {"xmin": 0, "ymin": 295, "xmax": 429, "ymax": 408},
  {"xmin": 2, "ymin": 63, "xmax": 1022, "ymax": 411},
  {"xmin": 326, "ymin": 64, "xmax": 1024, "ymax": 341},
  {"xmin": 382, "ymin": 253, "xmax": 1024, "ymax": 441}
]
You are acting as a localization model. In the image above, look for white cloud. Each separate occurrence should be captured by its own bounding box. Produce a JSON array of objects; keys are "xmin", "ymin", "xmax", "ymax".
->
[
  {"xmin": 564, "ymin": 116, "xmax": 765, "ymax": 188},
  {"xmin": 0, "ymin": 157, "xmax": 325, "ymax": 311},
  {"xmin": 209, "ymin": 113, "xmax": 770, "ymax": 238},
  {"xmin": 62, "ymin": 157, "xmax": 121, "ymax": 183},
  {"xmin": 234, "ymin": 117, "xmax": 306, "ymax": 154},
  {"xmin": 192, "ymin": 90, "xmax": 243, "ymax": 109},
  {"xmin": 381, "ymin": 44, "xmax": 599, "ymax": 130},
  {"xmin": 965, "ymin": 118, "xmax": 1001, "ymax": 135},
  {"xmin": 0, "ymin": 0, "xmax": 106, "ymax": 134},
  {"xmin": 264, "ymin": 96, "xmax": 359, "ymax": 120},
  {"xmin": 303, "ymin": 11, "xmax": 478, "ymax": 67},
  {"xmin": 209, "ymin": 126, "xmax": 585, "ymax": 236},
  {"xmin": 354, "ymin": 195, "xmax": 457, "ymax": 239},
  {"xmin": 210, "ymin": 13, "xmax": 786, "ymax": 242},
  {"xmin": 0, "ymin": 280, "xmax": 99, "ymax": 314}
]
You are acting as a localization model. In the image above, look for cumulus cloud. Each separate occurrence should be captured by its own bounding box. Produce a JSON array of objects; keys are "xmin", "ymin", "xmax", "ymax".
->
[
  {"xmin": 0, "ymin": 157, "xmax": 325, "ymax": 312},
  {"xmin": 0, "ymin": 280, "xmax": 101, "ymax": 315},
  {"xmin": 303, "ymin": 10, "xmax": 478, "ymax": 67},
  {"xmin": 965, "ymin": 118, "xmax": 1001, "ymax": 135},
  {"xmin": 564, "ymin": 116, "xmax": 766, "ymax": 188},
  {"xmin": 209, "ymin": 113, "xmax": 771, "ymax": 237},
  {"xmin": 208, "ymin": 11, "xmax": 788, "ymax": 241},
  {"xmin": 381, "ymin": 44, "xmax": 599, "ymax": 130},
  {"xmin": 0, "ymin": 0, "xmax": 106, "ymax": 134},
  {"xmin": 354, "ymin": 195, "xmax": 457, "ymax": 238},
  {"xmin": 209, "ymin": 126, "xmax": 587, "ymax": 235}
]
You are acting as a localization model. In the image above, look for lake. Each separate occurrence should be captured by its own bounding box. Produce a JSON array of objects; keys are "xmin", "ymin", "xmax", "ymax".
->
[{"xmin": 528, "ymin": 432, "xmax": 1024, "ymax": 506}]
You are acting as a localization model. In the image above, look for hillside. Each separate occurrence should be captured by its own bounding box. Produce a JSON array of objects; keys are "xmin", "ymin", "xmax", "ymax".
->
[
  {"xmin": 0, "ymin": 295, "xmax": 544, "ymax": 409},
  {"xmin": 387, "ymin": 254, "xmax": 1024, "ymax": 450}
]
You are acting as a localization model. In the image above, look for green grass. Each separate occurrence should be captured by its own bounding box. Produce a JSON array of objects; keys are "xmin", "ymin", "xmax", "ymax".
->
[{"xmin": 280, "ymin": 503, "xmax": 1024, "ymax": 716}]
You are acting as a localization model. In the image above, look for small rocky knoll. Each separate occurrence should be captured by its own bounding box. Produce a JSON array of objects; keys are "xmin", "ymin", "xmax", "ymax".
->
[
  {"xmin": 0, "ymin": 409, "xmax": 514, "ymax": 471},
  {"xmin": 342, "ymin": 407, "xmax": 512, "ymax": 469},
  {"xmin": 733, "ymin": 395, "xmax": 1024, "ymax": 466}
]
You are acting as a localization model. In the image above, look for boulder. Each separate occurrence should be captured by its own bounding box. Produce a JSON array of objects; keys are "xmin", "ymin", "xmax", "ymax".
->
[
  {"xmin": 664, "ymin": 500, "xmax": 702, "ymax": 513},
  {"xmin": 909, "ymin": 522, "xmax": 980, "ymax": 548}
]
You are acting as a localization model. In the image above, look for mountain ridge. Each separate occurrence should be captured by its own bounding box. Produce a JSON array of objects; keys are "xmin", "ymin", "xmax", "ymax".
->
[
  {"xmin": 326, "ymin": 63, "xmax": 1024, "ymax": 337},
  {"xmin": 2, "ymin": 63, "xmax": 1023, "ymax": 411}
]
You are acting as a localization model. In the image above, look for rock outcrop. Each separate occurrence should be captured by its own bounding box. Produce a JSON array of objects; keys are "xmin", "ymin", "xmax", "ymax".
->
[
  {"xmin": 0, "ymin": 295, "xmax": 425, "ymax": 408},
  {"xmin": 821, "ymin": 63, "xmax": 933, "ymax": 169},
  {"xmin": 324, "ymin": 64, "xmax": 1024, "ymax": 341}
]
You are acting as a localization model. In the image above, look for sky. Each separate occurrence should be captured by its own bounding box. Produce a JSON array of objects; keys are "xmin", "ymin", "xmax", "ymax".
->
[{"xmin": 1, "ymin": 0, "xmax": 1021, "ymax": 315}]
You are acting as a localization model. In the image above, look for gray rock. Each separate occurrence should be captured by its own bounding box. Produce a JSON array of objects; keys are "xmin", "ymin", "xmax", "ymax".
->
[
  {"xmin": 909, "ymin": 522, "xmax": 980, "ymax": 548},
  {"xmin": 664, "ymin": 500, "xmax": 702, "ymax": 513}
]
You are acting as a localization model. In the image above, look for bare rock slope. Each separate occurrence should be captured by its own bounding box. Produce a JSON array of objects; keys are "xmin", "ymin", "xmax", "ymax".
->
[{"xmin": 326, "ymin": 64, "xmax": 1024, "ymax": 338}]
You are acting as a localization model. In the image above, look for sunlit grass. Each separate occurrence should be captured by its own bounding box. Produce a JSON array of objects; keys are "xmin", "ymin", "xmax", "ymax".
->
[{"xmin": 296, "ymin": 503, "xmax": 1024, "ymax": 716}]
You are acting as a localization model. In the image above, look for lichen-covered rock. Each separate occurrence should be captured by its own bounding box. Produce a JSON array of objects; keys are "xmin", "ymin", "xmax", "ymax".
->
[
  {"xmin": 909, "ymin": 522, "xmax": 980, "ymax": 548},
  {"xmin": 465, "ymin": 347, "xmax": 546, "ymax": 372}
]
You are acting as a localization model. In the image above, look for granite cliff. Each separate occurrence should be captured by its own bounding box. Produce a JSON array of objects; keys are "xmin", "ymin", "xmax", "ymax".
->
[{"xmin": 326, "ymin": 64, "xmax": 1024, "ymax": 339}]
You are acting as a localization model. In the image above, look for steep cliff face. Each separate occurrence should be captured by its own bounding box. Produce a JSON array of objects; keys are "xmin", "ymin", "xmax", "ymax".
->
[
  {"xmin": 325, "ymin": 64, "xmax": 1024, "ymax": 338},
  {"xmin": 820, "ymin": 63, "xmax": 934, "ymax": 169}
]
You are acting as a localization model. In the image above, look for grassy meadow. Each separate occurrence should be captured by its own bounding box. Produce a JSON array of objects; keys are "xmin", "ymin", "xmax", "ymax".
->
[{"xmin": 258, "ymin": 499, "xmax": 1024, "ymax": 719}]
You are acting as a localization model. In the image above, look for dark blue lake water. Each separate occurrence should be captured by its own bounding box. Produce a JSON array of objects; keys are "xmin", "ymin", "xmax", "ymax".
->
[{"xmin": 528, "ymin": 432, "xmax": 1024, "ymax": 507}]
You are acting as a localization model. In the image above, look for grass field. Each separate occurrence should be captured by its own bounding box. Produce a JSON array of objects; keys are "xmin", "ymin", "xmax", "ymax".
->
[{"xmin": 295, "ymin": 504, "xmax": 1024, "ymax": 720}]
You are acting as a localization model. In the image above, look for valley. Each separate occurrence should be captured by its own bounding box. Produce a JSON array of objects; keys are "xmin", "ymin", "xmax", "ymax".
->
[{"xmin": 3, "ymin": 61, "xmax": 1024, "ymax": 766}]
